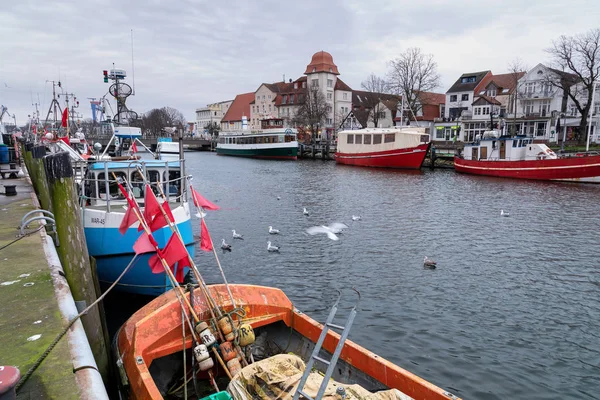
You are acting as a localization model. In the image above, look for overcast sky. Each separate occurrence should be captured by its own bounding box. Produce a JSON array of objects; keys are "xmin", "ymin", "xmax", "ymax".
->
[{"xmin": 1, "ymin": 0, "xmax": 598, "ymax": 125}]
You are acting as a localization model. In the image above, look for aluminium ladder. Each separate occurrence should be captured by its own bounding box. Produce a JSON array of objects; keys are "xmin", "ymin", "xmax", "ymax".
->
[{"xmin": 293, "ymin": 289, "xmax": 361, "ymax": 400}]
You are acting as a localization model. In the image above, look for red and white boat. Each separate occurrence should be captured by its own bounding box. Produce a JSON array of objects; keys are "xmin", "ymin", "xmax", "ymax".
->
[
  {"xmin": 454, "ymin": 130, "xmax": 600, "ymax": 183},
  {"xmin": 335, "ymin": 127, "xmax": 431, "ymax": 169}
]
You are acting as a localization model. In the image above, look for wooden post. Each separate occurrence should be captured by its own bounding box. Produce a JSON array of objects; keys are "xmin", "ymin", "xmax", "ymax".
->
[
  {"xmin": 30, "ymin": 145, "xmax": 53, "ymax": 213},
  {"xmin": 43, "ymin": 151, "xmax": 109, "ymax": 383}
]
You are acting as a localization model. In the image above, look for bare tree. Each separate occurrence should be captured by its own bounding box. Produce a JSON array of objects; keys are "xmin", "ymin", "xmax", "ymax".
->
[
  {"xmin": 142, "ymin": 107, "xmax": 187, "ymax": 137},
  {"xmin": 360, "ymin": 73, "xmax": 390, "ymax": 127},
  {"xmin": 388, "ymin": 48, "xmax": 441, "ymax": 120},
  {"xmin": 507, "ymin": 58, "xmax": 528, "ymax": 136},
  {"xmin": 292, "ymin": 87, "xmax": 328, "ymax": 143},
  {"xmin": 545, "ymin": 28, "xmax": 600, "ymax": 141}
]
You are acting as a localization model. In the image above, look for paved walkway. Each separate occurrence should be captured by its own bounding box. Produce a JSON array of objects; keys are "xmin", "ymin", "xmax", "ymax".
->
[{"xmin": 0, "ymin": 177, "xmax": 80, "ymax": 399}]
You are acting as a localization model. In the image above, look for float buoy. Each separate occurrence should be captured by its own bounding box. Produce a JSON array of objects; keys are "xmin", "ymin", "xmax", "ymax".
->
[{"xmin": 238, "ymin": 324, "xmax": 255, "ymax": 347}]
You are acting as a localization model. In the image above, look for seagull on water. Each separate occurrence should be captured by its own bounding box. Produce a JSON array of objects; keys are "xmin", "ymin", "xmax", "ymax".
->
[
  {"xmin": 352, "ymin": 215, "xmax": 361, "ymax": 221},
  {"xmin": 221, "ymin": 239, "xmax": 232, "ymax": 251},
  {"xmin": 500, "ymin": 210, "xmax": 510, "ymax": 217},
  {"xmin": 423, "ymin": 256, "xmax": 437, "ymax": 269},
  {"xmin": 232, "ymin": 230, "xmax": 244, "ymax": 240},
  {"xmin": 267, "ymin": 241, "xmax": 280, "ymax": 252},
  {"xmin": 277, "ymin": 196, "xmax": 281, "ymax": 200},
  {"xmin": 303, "ymin": 207, "xmax": 309, "ymax": 216},
  {"xmin": 268, "ymin": 226, "xmax": 280, "ymax": 234},
  {"xmin": 306, "ymin": 223, "xmax": 348, "ymax": 241}
]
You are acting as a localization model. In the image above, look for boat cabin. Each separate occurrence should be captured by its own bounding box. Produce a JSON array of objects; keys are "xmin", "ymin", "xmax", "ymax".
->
[
  {"xmin": 462, "ymin": 130, "xmax": 557, "ymax": 161},
  {"xmin": 337, "ymin": 127, "xmax": 428, "ymax": 154},
  {"xmin": 260, "ymin": 118, "xmax": 285, "ymax": 129}
]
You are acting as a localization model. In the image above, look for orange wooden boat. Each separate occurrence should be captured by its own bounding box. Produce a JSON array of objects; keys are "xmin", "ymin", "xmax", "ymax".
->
[{"xmin": 115, "ymin": 284, "xmax": 460, "ymax": 400}]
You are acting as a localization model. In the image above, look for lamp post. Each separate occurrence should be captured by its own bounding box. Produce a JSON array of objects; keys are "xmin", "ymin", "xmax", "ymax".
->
[
  {"xmin": 560, "ymin": 112, "xmax": 566, "ymax": 153},
  {"xmin": 585, "ymin": 81, "xmax": 597, "ymax": 152}
]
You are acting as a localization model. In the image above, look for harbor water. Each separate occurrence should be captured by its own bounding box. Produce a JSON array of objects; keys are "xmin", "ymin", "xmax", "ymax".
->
[{"xmin": 110, "ymin": 152, "xmax": 600, "ymax": 399}]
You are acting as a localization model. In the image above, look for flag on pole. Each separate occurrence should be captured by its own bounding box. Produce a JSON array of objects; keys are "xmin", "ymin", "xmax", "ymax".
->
[
  {"xmin": 131, "ymin": 141, "xmax": 138, "ymax": 153},
  {"xmin": 200, "ymin": 219, "xmax": 213, "ymax": 252},
  {"xmin": 139, "ymin": 184, "xmax": 174, "ymax": 232},
  {"xmin": 148, "ymin": 233, "xmax": 188, "ymax": 274},
  {"xmin": 133, "ymin": 232, "xmax": 155, "ymax": 254},
  {"xmin": 190, "ymin": 186, "xmax": 220, "ymax": 211},
  {"xmin": 175, "ymin": 256, "xmax": 190, "ymax": 283},
  {"xmin": 149, "ymin": 201, "xmax": 175, "ymax": 232},
  {"xmin": 61, "ymin": 108, "xmax": 68, "ymax": 128},
  {"xmin": 118, "ymin": 181, "xmax": 140, "ymax": 234}
]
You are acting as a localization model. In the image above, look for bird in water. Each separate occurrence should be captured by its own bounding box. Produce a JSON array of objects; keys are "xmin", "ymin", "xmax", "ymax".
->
[
  {"xmin": 268, "ymin": 226, "xmax": 280, "ymax": 234},
  {"xmin": 423, "ymin": 256, "xmax": 437, "ymax": 269},
  {"xmin": 232, "ymin": 230, "xmax": 243, "ymax": 240},
  {"xmin": 303, "ymin": 207, "xmax": 309, "ymax": 216},
  {"xmin": 352, "ymin": 215, "xmax": 361, "ymax": 221},
  {"xmin": 277, "ymin": 196, "xmax": 281, "ymax": 200},
  {"xmin": 267, "ymin": 241, "xmax": 280, "ymax": 252},
  {"xmin": 500, "ymin": 210, "xmax": 510, "ymax": 217},
  {"xmin": 221, "ymin": 239, "xmax": 232, "ymax": 251},
  {"xmin": 306, "ymin": 223, "xmax": 348, "ymax": 241}
]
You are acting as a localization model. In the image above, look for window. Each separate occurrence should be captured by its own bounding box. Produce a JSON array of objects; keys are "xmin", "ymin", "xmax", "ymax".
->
[
  {"xmin": 312, "ymin": 67, "xmax": 316, "ymax": 72},
  {"xmin": 355, "ymin": 134, "xmax": 362, "ymax": 144},
  {"xmin": 268, "ymin": 95, "xmax": 271, "ymax": 99},
  {"xmin": 327, "ymin": 79, "xmax": 333, "ymax": 88},
  {"xmin": 214, "ymin": 111, "xmax": 217, "ymax": 116},
  {"xmin": 450, "ymin": 95, "xmax": 457, "ymax": 102},
  {"xmin": 524, "ymin": 101, "xmax": 534, "ymax": 115},
  {"xmin": 343, "ymin": 93, "xmax": 347, "ymax": 100},
  {"xmin": 384, "ymin": 134, "xmax": 395, "ymax": 143},
  {"xmin": 364, "ymin": 134, "xmax": 372, "ymax": 144},
  {"xmin": 482, "ymin": 107, "xmax": 490, "ymax": 115},
  {"xmin": 373, "ymin": 134, "xmax": 382, "ymax": 144},
  {"xmin": 461, "ymin": 76, "xmax": 476, "ymax": 83},
  {"xmin": 311, "ymin": 79, "xmax": 318, "ymax": 88},
  {"xmin": 98, "ymin": 172, "xmax": 127, "ymax": 199},
  {"xmin": 474, "ymin": 107, "xmax": 481, "ymax": 115},
  {"xmin": 326, "ymin": 105, "xmax": 332, "ymax": 113},
  {"xmin": 539, "ymin": 100, "xmax": 550, "ymax": 116},
  {"xmin": 282, "ymin": 95, "xmax": 287, "ymax": 104},
  {"xmin": 262, "ymin": 95, "xmax": 265, "ymax": 100},
  {"xmin": 488, "ymin": 89, "xmax": 497, "ymax": 97},
  {"xmin": 290, "ymin": 94, "xmax": 294, "ymax": 104},
  {"xmin": 461, "ymin": 94, "xmax": 469, "ymax": 101},
  {"xmin": 327, "ymin": 93, "xmax": 332, "ymax": 100},
  {"xmin": 298, "ymin": 94, "xmax": 304, "ymax": 103},
  {"xmin": 294, "ymin": 83, "xmax": 298, "ymax": 89},
  {"xmin": 268, "ymin": 105, "xmax": 272, "ymax": 111},
  {"xmin": 347, "ymin": 134, "xmax": 354, "ymax": 144},
  {"xmin": 327, "ymin": 118, "xmax": 332, "ymax": 125},
  {"xmin": 378, "ymin": 112, "xmax": 386, "ymax": 119},
  {"xmin": 302, "ymin": 82, "xmax": 306, "ymax": 88}
]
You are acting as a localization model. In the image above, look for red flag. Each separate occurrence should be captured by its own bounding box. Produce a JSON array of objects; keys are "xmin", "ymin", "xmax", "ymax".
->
[
  {"xmin": 148, "ymin": 234, "xmax": 188, "ymax": 274},
  {"xmin": 191, "ymin": 186, "xmax": 220, "ymax": 211},
  {"xmin": 149, "ymin": 202, "xmax": 175, "ymax": 232},
  {"xmin": 200, "ymin": 219, "xmax": 213, "ymax": 252},
  {"xmin": 59, "ymin": 135, "xmax": 70, "ymax": 146},
  {"xmin": 175, "ymin": 256, "xmax": 190, "ymax": 283},
  {"xmin": 118, "ymin": 181, "xmax": 140, "ymax": 234},
  {"xmin": 61, "ymin": 108, "xmax": 68, "ymax": 128},
  {"xmin": 133, "ymin": 232, "xmax": 155, "ymax": 254},
  {"xmin": 131, "ymin": 141, "xmax": 138, "ymax": 153},
  {"xmin": 139, "ymin": 185, "xmax": 162, "ymax": 231},
  {"xmin": 33, "ymin": 125, "xmax": 37, "ymax": 134}
]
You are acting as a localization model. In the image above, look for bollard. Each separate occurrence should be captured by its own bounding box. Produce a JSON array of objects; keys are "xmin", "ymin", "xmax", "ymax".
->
[
  {"xmin": 0, "ymin": 366, "xmax": 20, "ymax": 400},
  {"xmin": 43, "ymin": 151, "xmax": 109, "ymax": 383}
]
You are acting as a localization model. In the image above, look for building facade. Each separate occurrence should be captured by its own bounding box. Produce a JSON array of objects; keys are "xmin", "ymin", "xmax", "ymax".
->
[
  {"xmin": 195, "ymin": 100, "xmax": 233, "ymax": 134},
  {"xmin": 220, "ymin": 93, "xmax": 254, "ymax": 131}
]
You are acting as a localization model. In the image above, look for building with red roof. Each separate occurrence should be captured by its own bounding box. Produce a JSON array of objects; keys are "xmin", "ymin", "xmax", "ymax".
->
[{"xmin": 220, "ymin": 92, "xmax": 255, "ymax": 131}]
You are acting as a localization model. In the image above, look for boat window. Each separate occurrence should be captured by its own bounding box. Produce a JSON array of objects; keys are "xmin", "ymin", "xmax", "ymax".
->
[
  {"xmin": 373, "ymin": 134, "xmax": 382, "ymax": 144},
  {"xmin": 97, "ymin": 172, "xmax": 127, "ymax": 200},
  {"xmin": 131, "ymin": 171, "xmax": 145, "ymax": 198},
  {"xmin": 355, "ymin": 134, "xmax": 363, "ymax": 145},
  {"xmin": 512, "ymin": 140, "xmax": 518, "ymax": 148},
  {"xmin": 164, "ymin": 170, "xmax": 181, "ymax": 199},
  {"xmin": 279, "ymin": 135, "xmax": 284, "ymax": 143},
  {"xmin": 384, "ymin": 134, "xmax": 395, "ymax": 143},
  {"xmin": 257, "ymin": 136, "xmax": 264, "ymax": 144},
  {"xmin": 363, "ymin": 134, "xmax": 372, "ymax": 144},
  {"xmin": 84, "ymin": 171, "xmax": 98, "ymax": 199},
  {"xmin": 285, "ymin": 135, "xmax": 294, "ymax": 142},
  {"xmin": 347, "ymin": 134, "xmax": 354, "ymax": 144}
]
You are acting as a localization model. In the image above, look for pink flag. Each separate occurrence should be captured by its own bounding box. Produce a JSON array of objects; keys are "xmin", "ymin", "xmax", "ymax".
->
[
  {"xmin": 148, "ymin": 234, "xmax": 189, "ymax": 274},
  {"xmin": 200, "ymin": 219, "xmax": 213, "ymax": 252},
  {"xmin": 191, "ymin": 186, "xmax": 220, "ymax": 211},
  {"xmin": 133, "ymin": 232, "xmax": 155, "ymax": 254},
  {"xmin": 131, "ymin": 141, "xmax": 138, "ymax": 153},
  {"xmin": 175, "ymin": 256, "xmax": 190, "ymax": 283},
  {"xmin": 149, "ymin": 202, "xmax": 175, "ymax": 232}
]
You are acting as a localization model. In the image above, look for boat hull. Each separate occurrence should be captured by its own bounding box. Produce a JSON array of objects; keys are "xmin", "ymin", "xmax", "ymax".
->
[
  {"xmin": 454, "ymin": 154, "xmax": 600, "ymax": 183},
  {"xmin": 116, "ymin": 284, "xmax": 459, "ymax": 400},
  {"xmin": 83, "ymin": 203, "xmax": 195, "ymax": 296},
  {"xmin": 335, "ymin": 143, "xmax": 430, "ymax": 169},
  {"xmin": 216, "ymin": 144, "xmax": 298, "ymax": 160}
]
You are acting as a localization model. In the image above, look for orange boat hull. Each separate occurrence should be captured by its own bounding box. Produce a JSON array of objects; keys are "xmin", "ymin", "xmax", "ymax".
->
[{"xmin": 116, "ymin": 284, "xmax": 459, "ymax": 399}]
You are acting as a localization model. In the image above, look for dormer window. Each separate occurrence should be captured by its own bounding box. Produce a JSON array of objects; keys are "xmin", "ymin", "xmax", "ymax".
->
[
  {"xmin": 329, "ymin": 68, "xmax": 333, "ymax": 72},
  {"xmin": 537, "ymin": 70, "xmax": 543, "ymax": 75},
  {"xmin": 312, "ymin": 67, "xmax": 316, "ymax": 73},
  {"xmin": 461, "ymin": 76, "xmax": 477, "ymax": 83}
]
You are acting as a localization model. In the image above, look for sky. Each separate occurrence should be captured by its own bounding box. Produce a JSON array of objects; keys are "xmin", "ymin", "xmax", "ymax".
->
[{"xmin": 0, "ymin": 0, "xmax": 598, "ymax": 126}]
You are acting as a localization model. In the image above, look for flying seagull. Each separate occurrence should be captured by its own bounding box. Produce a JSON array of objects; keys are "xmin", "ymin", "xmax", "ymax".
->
[
  {"xmin": 268, "ymin": 226, "xmax": 280, "ymax": 234},
  {"xmin": 221, "ymin": 239, "xmax": 232, "ymax": 251},
  {"xmin": 352, "ymin": 215, "xmax": 361, "ymax": 221},
  {"xmin": 500, "ymin": 210, "xmax": 510, "ymax": 217},
  {"xmin": 306, "ymin": 223, "xmax": 348, "ymax": 241},
  {"xmin": 303, "ymin": 207, "xmax": 309, "ymax": 216},
  {"xmin": 423, "ymin": 256, "xmax": 437, "ymax": 269},
  {"xmin": 232, "ymin": 230, "xmax": 244, "ymax": 240},
  {"xmin": 267, "ymin": 241, "xmax": 280, "ymax": 252}
]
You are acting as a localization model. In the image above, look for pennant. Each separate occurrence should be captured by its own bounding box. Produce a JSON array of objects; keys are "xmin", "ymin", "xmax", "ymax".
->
[
  {"xmin": 191, "ymin": 186, "xmax": 220, "ymax": 211},
  {"xmin": 61, "ymin": 108, "xmax": 68, "ymax": 128},
  {"xmin": 133, "ymin": 232, "xmax": 155, "ymax": 254},
  {"xmin": 131, "ymin": 141, "xmax": 138, "ymax": 153},
  {"xmin": 117, "ymin": 181, "xmax": 140, "ymax": 234},
  {"xmin": 149, "ymin": 201, "xmax": 175, "ymax": 232},
  {"xmin": 139, "ymin": 185, "xmax": 162, "ymax": 231},
  {"xmin": 175, "ymin": 256, "xmax": 190, "ymax": 283},
  {"xmin": 200, "ymin": 219, "xmax": 213, "ymax": 252},
  {"xmin": 148, "ymin": 233, "xmax": 189, "ymax": 274}
]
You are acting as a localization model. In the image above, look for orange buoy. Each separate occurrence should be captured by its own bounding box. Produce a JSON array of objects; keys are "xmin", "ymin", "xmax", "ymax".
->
[
  {"xmin": 238, "ymin": 324, "xmax": 255, "ymax": 347},
  {"xmin": 227, "ymin": 358, "xmax": 242, "ymax": 377},
  {"xmin": 195, "ymin": 321, "xmax": 210, "ymax": 335},
  {"xmin": 218, "ymin": 316, "xmax": 233, "ymax": 335},
  {"xmin": 220, "ymin": 342, "xmax": 236, "ymax": 361},
  {"xmin": 225, "ymin": 332, "xmax": 235, "ymax": 342}
]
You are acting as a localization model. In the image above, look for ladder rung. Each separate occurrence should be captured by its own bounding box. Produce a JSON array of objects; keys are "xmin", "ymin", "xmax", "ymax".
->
[
  {"xmin": 326, "ymin": 322, "xmax": 345, "ymax": 330},
  {"xmin": 297, "ymin": 390, "xmax": 314, "ymax": 400},
  {"xmin": 312, "ymin": 355, "xmax": 330, "ymax": 365}
]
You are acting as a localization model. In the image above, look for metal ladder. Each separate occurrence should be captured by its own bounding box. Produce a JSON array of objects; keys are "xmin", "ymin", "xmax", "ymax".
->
[{"xmin": 293, "ymin": 289, "xmax": 361, "ymax": 400}]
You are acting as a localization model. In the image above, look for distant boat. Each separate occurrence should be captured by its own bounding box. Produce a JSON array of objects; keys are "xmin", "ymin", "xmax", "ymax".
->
[
  {"xmin": 335, "ymin": 127, "xmax": 431, "ymax": 169},
  {"xmin": 155, "ymin": 137, "xmax": 180, "ymax": 161},
  {"xmin": 217, "ymin": 118, "xmax": 298, "ymax": 160},
  {"xmin": 454, "ymin": 131, "xmax": 600, "ymax": 183}
]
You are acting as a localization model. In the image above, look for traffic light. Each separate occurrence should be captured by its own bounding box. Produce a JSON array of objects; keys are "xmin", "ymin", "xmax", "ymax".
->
[{"xmin": 103, "ymin": 70, "xmax": 108, "ymax": 83}]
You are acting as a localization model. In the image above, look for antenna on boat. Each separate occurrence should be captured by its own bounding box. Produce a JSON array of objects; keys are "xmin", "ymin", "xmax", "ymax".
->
[{"xmin": 131, "ymin": 29, "xmax": 136, "ymax": 96}]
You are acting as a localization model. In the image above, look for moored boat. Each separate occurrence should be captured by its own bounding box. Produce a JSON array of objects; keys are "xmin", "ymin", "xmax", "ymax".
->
[
  {"xmin": 335, "ymin": 127, "xmax": 431, "ymax": 169},
  {"xmin": 115, "ymin": 284, "xmax": 460, "ymax": 400},
  {"xmin": 217, "ymin": 118, "xmax": 298, "ymax": 160},
  {"xmin": 454, "ymin": 130, "xmax": 600, "ymax": 183}
]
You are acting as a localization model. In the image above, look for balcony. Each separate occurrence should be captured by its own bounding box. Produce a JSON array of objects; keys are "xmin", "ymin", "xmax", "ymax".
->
[{"xmin": 520, "ymin": 90, "xmax": 555, "ymax": 99}]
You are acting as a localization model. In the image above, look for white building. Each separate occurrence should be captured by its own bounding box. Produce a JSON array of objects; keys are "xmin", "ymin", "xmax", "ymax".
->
[
  {"xmin": 444, "ymin": 71, "xmax": 492, "ymax": 121},
  {"xmin": 195, "ymin": 100, "xmax": 233, "ymax": 135}
]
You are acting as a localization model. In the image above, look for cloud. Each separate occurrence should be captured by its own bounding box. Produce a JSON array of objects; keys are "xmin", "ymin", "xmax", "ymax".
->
[{"xmin": 0, "ymin": 0, "xmax": 598, "ymax": 125}]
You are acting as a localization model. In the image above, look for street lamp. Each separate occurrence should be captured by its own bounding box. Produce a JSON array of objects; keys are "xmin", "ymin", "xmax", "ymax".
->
[{"xmin": 560, "ymin": 112, "xmax": 566, "ymax": 153}]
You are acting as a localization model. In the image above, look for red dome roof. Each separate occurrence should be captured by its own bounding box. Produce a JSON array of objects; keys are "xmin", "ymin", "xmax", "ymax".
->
[{"xmin": 304, "ymin": 51, "xmax": 339, "ymax": 75}]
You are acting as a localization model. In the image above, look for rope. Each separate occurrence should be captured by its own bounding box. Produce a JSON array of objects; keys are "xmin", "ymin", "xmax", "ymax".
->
[
  {"xmin": 0, "ymin": 226, "xmax": 45, "ymax": 252},
  {"xmin": 16, "ymin": 255, "xmax": 141, "ymax": 392}
]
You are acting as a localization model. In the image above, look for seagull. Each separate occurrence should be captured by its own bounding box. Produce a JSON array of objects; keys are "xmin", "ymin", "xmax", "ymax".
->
[
  {"xmin": 277, "ymin": 196, "xmax": 281, "ymax": 200},
  {"xmin": 303, "ymin": 207, "xmax": 309, "ymax": 216},
  {"xmin": 352, "ymin": 215, "xmax": 361, "ymax": 221},
  {"xmin": 500, "ymin": 210, "xmax": 510, "ymax": 217},
  {"xmin": 267, "ymin": 241, "xmax": 280, "ymax": 252},
  {"xmin": 268, "ymin": 226, "xmax": 280, "ymax": 234},
  {"xmin": 221, "ymin": 239, "xmax": 232, "ymax": 251},
  {"xmin": 423, "ymin": 256, "xmax": 437, "ymax": 269},
  {"xmin": 306, "ymin": 223, "xmax": 348, "ymax": 241},
  {"xmin": 232, "ymin": 230, "xmax": 244, "ymax": 240}
]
